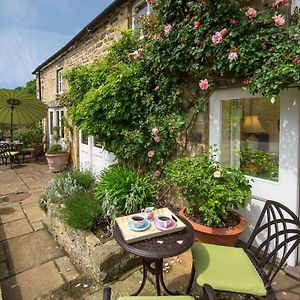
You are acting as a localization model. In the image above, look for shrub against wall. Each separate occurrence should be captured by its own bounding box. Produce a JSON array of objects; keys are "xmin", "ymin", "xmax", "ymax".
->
[{"xmin": 64, "ymin": 0, "xmax": 300, "ymax": 176}]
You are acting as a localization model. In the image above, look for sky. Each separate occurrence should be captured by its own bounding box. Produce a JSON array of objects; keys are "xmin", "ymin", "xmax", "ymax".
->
[{"xmin": 0, "ymin": 0, "xmax": 114, "ymax": 89}]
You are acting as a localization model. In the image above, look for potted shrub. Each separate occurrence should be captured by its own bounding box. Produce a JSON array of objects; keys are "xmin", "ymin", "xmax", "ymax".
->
[
  {"xmin": 14, "ymin": 124, "xmax": 44, "ymax": 158},
  {"xmin": 165, "ymin": 150, "xmax": 252, "ymax": 246},
  {"xmin": 45, "ymin": 126, "xmax": 69, "ymax": 172}
]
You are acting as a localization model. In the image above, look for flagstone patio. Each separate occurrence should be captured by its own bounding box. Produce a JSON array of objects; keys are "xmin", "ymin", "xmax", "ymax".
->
[{"xmin": 0, "ymin": 159, "xmax": 300, "ymax": 299}]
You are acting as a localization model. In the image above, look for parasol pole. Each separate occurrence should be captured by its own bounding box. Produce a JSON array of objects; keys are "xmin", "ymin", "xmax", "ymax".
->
[{"xmin": 10, "ymin": 104, "xmax": 14, "ymax": 141}]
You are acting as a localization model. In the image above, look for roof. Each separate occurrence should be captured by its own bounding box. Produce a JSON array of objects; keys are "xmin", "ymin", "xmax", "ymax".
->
[{"xmin": 32, "ymin": 0, "xmax": 123, "ymax": 74}]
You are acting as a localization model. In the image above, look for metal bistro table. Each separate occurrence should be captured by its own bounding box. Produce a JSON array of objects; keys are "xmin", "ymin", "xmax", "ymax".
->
[{"xmin": 114, "ymin": 215, "xmax": 195, "ymax": 296}]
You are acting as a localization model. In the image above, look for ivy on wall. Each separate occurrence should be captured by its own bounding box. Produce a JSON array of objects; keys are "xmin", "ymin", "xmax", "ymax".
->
[{"xmin": 64, "ymin": 0, "xmax": 300, "ymax": 175}]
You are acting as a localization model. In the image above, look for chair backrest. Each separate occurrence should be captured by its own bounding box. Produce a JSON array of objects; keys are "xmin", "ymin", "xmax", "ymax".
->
[{"xmin": 245, "ymin": 200, "xmax": 300, "ymax": 290}]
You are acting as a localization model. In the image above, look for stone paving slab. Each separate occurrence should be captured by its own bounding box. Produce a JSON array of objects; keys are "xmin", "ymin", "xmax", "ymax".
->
[
  {"xmin": 32, "ymin": 221, "xmax": 45, "ymax": 231},
  {"xmin": 0, "ymin": 243, "xmax": 5, "ymax": 263},
  {"xmin": 86, "ymin": 270, "xmax": 156, "ymax": 300},
  {"xmin": 55, "ymin": 256, "xmax": 80, "ymax": 282},
  {"xmin": 0, "ymin": 218, "xmax": 32, "ymax": 241},
  {"xmin": 20, "ymin": 191, "xmax": 42, "ymax": 206},
  {"xmin": 0, "ymin": 203, "xmax": 25, "ymax": 224},
  {"xmin": 3, "ymin": 229, "xmax": 65, "ymax": 275},
  {"xmin": 23, "ymin": 203, "xmax": 44, "ymax": 223},
  {"xmin": 1, "ymin": 261, "xmax": 65, "ymax": 300}
]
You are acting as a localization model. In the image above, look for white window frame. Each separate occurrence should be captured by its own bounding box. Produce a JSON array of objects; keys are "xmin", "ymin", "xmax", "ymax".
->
[
  {"xmin": 132, "ymin": 0, "xmax": 152, "ymax": 29},
  {"xmin": 57, "ymin": 69, "xmax": 64, "ymax": 94},
  {"xmin": 209, "ymin": 88, "xmax": 300, "ymax": 265},
  {"xmin": 48, "ymin": 107, "xmax": 65, "ymax": 145}
]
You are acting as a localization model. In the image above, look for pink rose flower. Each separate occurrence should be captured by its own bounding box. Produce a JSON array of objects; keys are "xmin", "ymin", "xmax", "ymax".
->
[
  {"xmin": 199, "ymin": 79, "xmax": 209, "ymax": 90},
  {"xmin": 228, "ymin": 52, "xmax": 238, "ymax": 61},
  {"xmin": 273, "ymin": 0, "xmax": 288, "ymax": 8},
  {"xmin": 246, "ymin": 7, "xmax": 257, "ymax": 18},
  {"xmin": 220, "ymin": 28, "xmax": 228, "ymax": 37},
  {"xmin": 154, "ymin": 170, "xmax": 161, "ymax": 177},
  {"xmin": 148, "ymin": 150, "xmax": 155, "ymax": 158},
  {"xmin": 230, "ymin": 18, "xmax": 238, "ymax": 25},
  {"xmin": 164, "ymin": 24, "xmax": 173, "ymax": 34},
  {"xmin": 273, "ymin": 15, "xmax": 285, "ymax": 26},
  {"xmin": 194, "ymin": 21, "xmax": 200, "ymax": 29},
  {"xmin": 146, "ymin": 0, "xmax": 152, "ymax": 4},
  {"xmin": 154, "ymin": 135, "xmax": 161, "ymax": 142},
  {"xmin": 132, "ymin": 50, "xmax": 140, "ymax": 59},
  {"xmin": 152, "ymin": 127, "xmax": 159, "ymax": 135},
  {"xmin": 147, "ymin": 11, "xmax": 152, "ymax": 17},
  {"xmin": 293, "ymin": 57, "xmax": 299, "ymax": 63},
  {"xmin": 154, "ymin": 34, "xmax": 161, "ymax": 41},
  {"xmin": 211, "ymin": 31, "xmax": 222, "ymax": 44}
]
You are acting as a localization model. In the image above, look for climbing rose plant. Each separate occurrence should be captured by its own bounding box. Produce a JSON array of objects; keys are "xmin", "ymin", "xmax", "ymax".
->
[{"xmin": 64, "ymin": 0, "xmax": 300, "ymax": 174}]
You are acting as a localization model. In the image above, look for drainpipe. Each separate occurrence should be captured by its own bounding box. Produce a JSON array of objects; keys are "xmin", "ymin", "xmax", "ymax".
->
[{"xmin": 38, "ymin": 70, "xmax": 42, "ymax": 100}]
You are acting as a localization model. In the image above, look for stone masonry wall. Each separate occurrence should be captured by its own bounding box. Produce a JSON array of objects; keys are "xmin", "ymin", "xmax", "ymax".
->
[{"xmin": 37, "ymin": 0, "xmax": 133, "ymax": 167}]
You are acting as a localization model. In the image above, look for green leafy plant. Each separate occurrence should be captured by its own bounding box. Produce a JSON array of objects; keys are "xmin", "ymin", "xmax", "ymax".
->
[
  {"xmin": 63, "ymin": 0, "xmax": 299, "ymax": 176},
  {"xmin": 59, "ymin": 170, "xmax": 95, "ymax": 191},
  {"xmin": 240, "ymin": 142, "xmax": 278, "ymax": 181},
  {"xmin": 165, "ymin": 150, "xmax": 252, "ymax": 227},
  {"xmin": 61, "ymin": 192, "xmax": 101, "ymax": 230},
  {"xmin": 47, "ymin": 144, "xmax": 63, "ymax": 154},
  {"xmin": 43, "ymin": 174, "xmax": 81, "ymax": 202},
  {"xmin": 94, "ymin": 164, "xmax": 155, "ymax": 216},
  {"xmin": 13, "ymin": 123, "xmax": 44, "ymax": 144}
]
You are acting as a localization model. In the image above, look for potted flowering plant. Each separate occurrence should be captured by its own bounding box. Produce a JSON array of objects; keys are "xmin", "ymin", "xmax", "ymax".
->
[{"xmin": 165, "ymin": 149, "xmax": 252, "ymax": 246}]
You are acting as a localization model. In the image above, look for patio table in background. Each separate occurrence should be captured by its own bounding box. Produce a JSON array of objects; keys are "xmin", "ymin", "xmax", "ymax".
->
[{"xmin": 114, "ymin": 215, "xmax": 195, "ymax": 296}]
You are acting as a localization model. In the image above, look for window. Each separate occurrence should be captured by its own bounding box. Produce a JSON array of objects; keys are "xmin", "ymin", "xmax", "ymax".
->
[
  {"xmin": 93, "ymin": 135, "xmax": 102, "ymax": 148},
  {"xmin": 81, "ymin": 133, "xmax": 88, "ymax": 145},
  {"xmin": 57, "ymin": 69, "xmax": 64, "ymax": 94},
  {"xmin": 48, "ymin": 108, "xmax": 65, "ymax": 144},
  {"xmin": 221, "ymin": 97, "xmax": 280, "ymax": 182},
  {"xmin": 132, "ymin": 0, "xmax": 152, "ymax": 29}
]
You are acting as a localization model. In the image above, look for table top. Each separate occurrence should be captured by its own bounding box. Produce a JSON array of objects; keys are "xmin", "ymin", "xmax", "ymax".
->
[{"xmin": 114, "ymin": 215, "xmax": 195, "ymax": 259}]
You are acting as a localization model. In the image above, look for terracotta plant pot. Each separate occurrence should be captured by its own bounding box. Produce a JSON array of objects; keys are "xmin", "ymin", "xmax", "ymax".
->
[
  {"xmin": 45, "ymin": 152, "xmax": 69, "ymax": 173},
  {"xmin": 178, "ymin": 208, "xmax": 247, "ymax": 246}
]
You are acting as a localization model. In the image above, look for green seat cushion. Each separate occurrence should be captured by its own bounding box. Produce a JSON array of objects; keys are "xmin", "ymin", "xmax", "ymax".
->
[
  {"xmin": 119, "ymin": 297, "xmax": 195, "ymax": 300},
  {"xmin": 10, "ymin": 151, "xmax": 19, "ymax": 155},
  {"xmin": 191, "ymin": 243, "xmax": 267, "ymax": 296}
]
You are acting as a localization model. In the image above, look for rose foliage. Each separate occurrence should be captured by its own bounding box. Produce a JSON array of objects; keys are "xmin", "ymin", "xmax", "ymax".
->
[{"xmin": 64, "ymin": 0, "xmax": 300, "ymax": 174}]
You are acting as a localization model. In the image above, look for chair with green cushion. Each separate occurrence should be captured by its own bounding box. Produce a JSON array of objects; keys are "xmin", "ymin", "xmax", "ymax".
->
[
  {"xmin": 0, "ymin": 144, "xmax": 20, "ymax": 168},
  {"xmin": 186, "ymin": 200, "xmax": 300, "ymax": 299},
  {"xmin": 102, "ymin": 285, "xmax": 216, "ymax": 300}
]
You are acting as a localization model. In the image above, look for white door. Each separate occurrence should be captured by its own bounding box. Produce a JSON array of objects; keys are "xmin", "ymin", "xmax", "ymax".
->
[
  {"xmin": 210, "ymin": 87, "xmax": 300, "ymax": 266},
  {"xmin": 79, "ymin": 132, "xmax": 115, "ymax": 175}
]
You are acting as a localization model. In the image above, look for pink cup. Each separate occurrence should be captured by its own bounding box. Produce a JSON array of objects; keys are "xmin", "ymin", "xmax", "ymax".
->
[{"xmin": 141, "ymin": 207, "xmax": 154, "ymax": 220}]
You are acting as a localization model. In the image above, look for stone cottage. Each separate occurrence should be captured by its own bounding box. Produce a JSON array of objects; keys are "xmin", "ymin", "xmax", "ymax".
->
[{"xmin": 33, "ymin": 0, "xmax": 300, "ymax": 268}]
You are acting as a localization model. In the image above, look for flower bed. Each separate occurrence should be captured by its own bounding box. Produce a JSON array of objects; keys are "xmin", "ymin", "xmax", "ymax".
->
[{"xmin": 44, "ymin": 202, "xmax": 140, "ymax": 283}]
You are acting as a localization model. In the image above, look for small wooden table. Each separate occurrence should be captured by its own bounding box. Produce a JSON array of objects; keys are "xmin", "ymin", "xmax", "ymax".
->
[{"xmin": 114, "ymin": 214, "xmax": 195, "ymax": 295}]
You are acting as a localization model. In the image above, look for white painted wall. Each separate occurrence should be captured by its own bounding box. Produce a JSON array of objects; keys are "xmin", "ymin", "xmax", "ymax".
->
[{"xmin": 210, "ymin": 87, "xmax": 300, "ymax": 266}]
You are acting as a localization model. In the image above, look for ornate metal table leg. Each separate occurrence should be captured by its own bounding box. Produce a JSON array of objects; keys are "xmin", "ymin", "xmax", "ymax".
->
[
  {"xmin": 131, "ymin": 258, "xmax": 148, "ymax": 296},
  {"xmin": 155, "ymin": 259, "xmax": 162, "ymax": 295}
]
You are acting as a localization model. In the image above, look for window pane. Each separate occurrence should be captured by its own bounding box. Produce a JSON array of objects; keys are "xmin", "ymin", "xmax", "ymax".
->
[
  {"xmin": 93, "ymin": 135, "xmax": 102, "ymax": 148},
  {"xmin": 133, "ymin": 2, "xmax": 148, "ymax": 29},
  {"xmin": 56, "ymin": 111, "xmax": 60, "ymax": 127},
  {"xmin": 221, "ymin": 97, "xmax": 280, "ymax": 182},
  {"xmin": 49, "ymin": 112, "xmax": 53, "ymax": 135},
  {"xmin": 60, "ymin": 111, "xmax": 64, "ymax": 138},
  {"xmin": 81, "ymin": 133, "xmax": 88, "ymax": 145}
]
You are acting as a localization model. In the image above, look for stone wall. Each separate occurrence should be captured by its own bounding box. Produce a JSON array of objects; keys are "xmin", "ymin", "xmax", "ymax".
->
[
  {"xmin": 44, "ymin": 203, "xmax": 140, "ymax": 283},
  {"xmin": 37, "ymin": 0, "xmax": 133, "ymax": 167}
]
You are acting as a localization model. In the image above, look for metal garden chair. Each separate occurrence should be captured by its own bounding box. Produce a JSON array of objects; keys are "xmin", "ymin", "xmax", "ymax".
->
[
  {"xmin": 103, "ymin": 284, "xmax": 216, "ymax": 300},
  {"xmin": 186, "ymin": 200, "xmax": 300, "ymax": 299}
]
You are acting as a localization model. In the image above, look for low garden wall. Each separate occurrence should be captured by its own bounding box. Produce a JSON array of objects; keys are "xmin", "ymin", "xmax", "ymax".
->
[{"xmin": 44, "ymin": 203, "xmax": 140, "ymax": 283}]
